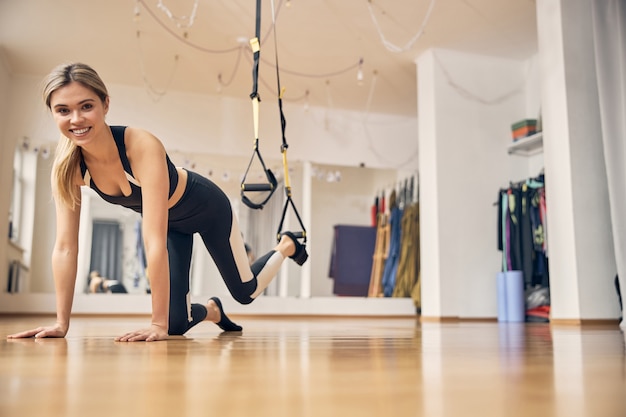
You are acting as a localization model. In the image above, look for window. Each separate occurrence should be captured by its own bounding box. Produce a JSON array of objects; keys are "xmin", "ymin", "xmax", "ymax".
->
[{"xmin": 9, "ymin": 145, "xmax": 24, "ymax": 243}]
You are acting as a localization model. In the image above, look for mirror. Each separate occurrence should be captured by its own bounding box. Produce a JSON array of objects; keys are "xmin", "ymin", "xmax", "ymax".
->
[
  {"xmin": 13, "ymin": 144, "xmax": 401, "ymax": 300},
  {"xmin": 7, "ymin": 139, "xmax": 55, "ymax": 294},
  {"xmin": 79, "ymin": 188, "xmax": 144, "ymax": 294}
]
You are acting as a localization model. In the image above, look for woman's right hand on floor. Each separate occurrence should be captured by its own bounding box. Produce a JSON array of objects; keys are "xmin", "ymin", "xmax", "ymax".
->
[{"xmin": 6, "ymin": 323, "xmax": 67, "ymax": 339}]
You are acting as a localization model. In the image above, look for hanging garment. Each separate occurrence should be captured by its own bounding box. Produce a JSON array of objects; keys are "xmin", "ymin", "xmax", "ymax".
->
[
  {"xmin": 506, "ymin": 195, "xmax": 512, "ymax": 270},
  {"xmin": 381, "ymin": 205, "xmax": 403, "ymax": 297},
  {"xmin": 507, "ymin": 187, "xmax": 523, "ymax": 271},
  {"xmin": 368, "ymin": 212, "xmax": 389, "ymax": 297},
  {"xmin": 393, "ymin": 202, "xmax": 420, "ymax": 308},
  {"xmin": 520, "ymin": 185, "xmax": 535, "ymax": 288},
  {"xmin": 498, "ymin": 190, "xmax": 509, "ymax": 271},
  {"xmin": 497, "ymin": 191, "xmax": 504, "ymax": 251},
  {"xmin": 371, "ymin": 195, "xmax": 379, "ymax": 227},
  {"xmin": 539, "ymin": 188, "xmax": 548, "ymax": 257},
  {"xmin": 530, "ymin": 188, "xmax": 549, "ymax": 287},
  {"xmin": 498, "ymin": 177, "xmax": 549, "ymax": 290}
]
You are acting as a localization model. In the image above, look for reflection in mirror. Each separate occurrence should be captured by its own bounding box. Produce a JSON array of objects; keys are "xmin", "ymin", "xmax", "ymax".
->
[
  {"xmin": 87, "ymin": 270, "xmax": 129, "ymax": 294},
  {"xmin": 80, "ymin": 188, "xmax": 144, "ymax": 295},
  {"xmin": 309, "ymin": 163, "xmax": 398, "ymax": 297},
  {"xmin": 20, "ymin": 144, "xmax": 401, "ymax": 302}
]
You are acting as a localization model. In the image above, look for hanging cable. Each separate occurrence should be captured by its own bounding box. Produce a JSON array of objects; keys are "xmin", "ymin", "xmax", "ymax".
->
[
  {"xmin": 156, "ymin": 0, "xmax": 199, "ymax": 29},
  {"xmin": 134, "ymin": 30, "xmax": 180, "ymax": 102},
  {"xmin": 367, "ymin": 0, "xmax": 436, "ymax": 53}
]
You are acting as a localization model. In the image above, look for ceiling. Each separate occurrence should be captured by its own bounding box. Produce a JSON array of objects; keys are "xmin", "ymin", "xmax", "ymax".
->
[{"xmin": 0, "ymin": 0, "xmax": 538, "ymax": 117}]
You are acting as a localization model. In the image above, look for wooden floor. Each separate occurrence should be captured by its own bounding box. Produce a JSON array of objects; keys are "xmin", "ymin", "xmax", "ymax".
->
[{"xmin": 1, "ymin": 315, "xmax": 625, "ymax": 417}]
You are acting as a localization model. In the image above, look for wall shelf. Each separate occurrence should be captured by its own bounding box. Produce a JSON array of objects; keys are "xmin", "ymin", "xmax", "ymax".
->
[{"xmin": 507, "ymin": 132, "xmax": 543, "ymax": 156}]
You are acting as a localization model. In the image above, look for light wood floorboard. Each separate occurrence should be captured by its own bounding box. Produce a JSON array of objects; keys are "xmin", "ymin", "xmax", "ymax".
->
[{"xmin": 1, "ymin": 315, "xmax": 625, "ymax": 417}]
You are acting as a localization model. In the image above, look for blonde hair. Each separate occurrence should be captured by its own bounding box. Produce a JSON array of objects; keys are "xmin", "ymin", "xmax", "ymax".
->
[{"xmin": 43, "ymin": 63, "xmax": 109, "ymax": 209}]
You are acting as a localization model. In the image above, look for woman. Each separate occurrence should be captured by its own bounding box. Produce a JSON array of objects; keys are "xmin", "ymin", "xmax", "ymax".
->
[{"xmin": 7, "ymin": 62, "xmax": 307, "ymax": 342}]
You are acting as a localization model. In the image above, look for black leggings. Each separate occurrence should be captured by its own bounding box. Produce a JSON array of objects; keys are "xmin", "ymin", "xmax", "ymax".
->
[{"xmin": 166, "ymin": 170, "xmax": 278, "ymax": 335}]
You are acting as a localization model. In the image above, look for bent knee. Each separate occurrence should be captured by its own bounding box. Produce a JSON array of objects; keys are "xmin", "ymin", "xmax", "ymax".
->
[
  {"xmin": 229, "ymin": 279, "xmax": 257, "ymax": 305},
  {"xmin": 232, "ymin": 291, "xmax": 254, "ymax": 305}
]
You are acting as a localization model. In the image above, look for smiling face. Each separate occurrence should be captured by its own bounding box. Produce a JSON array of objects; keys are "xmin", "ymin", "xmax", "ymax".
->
[{"xmin": 49, "ymin": 81, "xmax": 110, "ymax": 147}]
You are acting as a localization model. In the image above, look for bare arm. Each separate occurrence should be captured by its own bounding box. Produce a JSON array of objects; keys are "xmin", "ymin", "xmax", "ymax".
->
[
  {"xmin": 7, "ymin": 179, "xmax": 81, "ymax": 338},
  {"xmin": 51, "ymin": 190, "xmax": 82, "ymax": 333},
  {"xmin": 115, "ymin": 128, "xmax": 170, "ymax": 342}
]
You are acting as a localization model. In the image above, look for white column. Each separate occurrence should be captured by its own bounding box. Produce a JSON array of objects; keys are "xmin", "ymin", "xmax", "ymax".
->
[
  {"xmin": 537, "ymin": 0, "xmax": 618, "ymax": 320},
  {"xmin": 416, "ymin": 50, "xmax": 443, "ymax": 317},
  {"xmin": 416, "ymin": 48, "xmax": 531, "ymax": 319}
]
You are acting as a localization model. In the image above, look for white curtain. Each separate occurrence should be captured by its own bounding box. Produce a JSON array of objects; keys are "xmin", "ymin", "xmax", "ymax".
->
[{"xmin": 591, "ymin": 0, "xmax": 626, "ymax": 325}]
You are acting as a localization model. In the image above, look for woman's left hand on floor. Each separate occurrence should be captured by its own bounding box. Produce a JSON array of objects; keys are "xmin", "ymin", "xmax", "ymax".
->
[{"xmin": 114, "ymin": 324, "xmax": 168, "ymax": 342}]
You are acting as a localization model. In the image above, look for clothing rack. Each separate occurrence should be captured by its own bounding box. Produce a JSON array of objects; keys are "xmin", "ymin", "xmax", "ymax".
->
[
  {"xmin": 368, "ymin": 173, "xmax": 420, "ymax": 308},
  {"xmin": 497, "ymin": 172, "xmax": 549, "ymax": 290}
]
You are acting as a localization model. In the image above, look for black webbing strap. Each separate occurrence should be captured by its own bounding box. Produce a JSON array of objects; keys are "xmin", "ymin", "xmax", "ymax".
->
[
  {"xmin": 250, "ymin": 0, "xmax": 261, "ymax": 102},
  {"xmin": 270, "ymin": 0, "xmax": 307, "ymax": 243},
  {"xmin": 240, "ymin": 0, "xmax": 277, "ymax": 210}
]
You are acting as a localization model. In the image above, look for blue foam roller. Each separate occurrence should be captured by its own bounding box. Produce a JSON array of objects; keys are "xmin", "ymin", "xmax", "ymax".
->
[
  {"xmin": 497, "ymin": 272, "xmax": 508, "ymax": 322},
  {"xmin": 505, "ymin": 270, "xmax": 525, "ymax": 322}
]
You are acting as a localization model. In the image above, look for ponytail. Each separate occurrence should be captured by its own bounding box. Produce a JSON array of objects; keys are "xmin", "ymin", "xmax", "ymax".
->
[{"xmin": 51, "ymin": 134, "xmax": 82, "ymax": 210}]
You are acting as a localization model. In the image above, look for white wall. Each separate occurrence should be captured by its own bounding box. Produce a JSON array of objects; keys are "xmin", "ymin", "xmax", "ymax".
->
[
  {"xmin": 418, "ymin": 48, "xmax": 540, "ymax": 319},
  {"xmin": 537, "ymin": 0, "xmax": 618, "ymax": 320},
  {"xmin": 1, "ymin": 73, "xmax": 418, "ymax": 169},
  {"xmin": 104, "ymin": 81, "xmax": 418, "ymax": 170}
]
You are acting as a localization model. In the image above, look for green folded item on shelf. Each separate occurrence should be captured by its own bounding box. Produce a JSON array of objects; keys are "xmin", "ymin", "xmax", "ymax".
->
[{"xmin": 511, "ymin": 119, "xmax": 537, "ymax": 130}]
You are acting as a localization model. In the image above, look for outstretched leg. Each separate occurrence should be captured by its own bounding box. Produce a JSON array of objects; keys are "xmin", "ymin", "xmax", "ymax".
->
[
  {"xmin": 248, "ymin": 234, "xmax": 297, "ymax": 298},
  {"xmin": 175, "ymin": 170, "xmax": 305, "ymax": 306},
  {"xmin": 201, "ymin": 208, "xmax": 300, "ymax": 304}
]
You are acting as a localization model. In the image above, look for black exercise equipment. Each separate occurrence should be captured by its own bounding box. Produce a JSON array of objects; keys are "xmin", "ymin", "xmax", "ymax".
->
[
  {"xmin": 241, "ymin": 0, "xmax": 307, "ymax": 248},
  {"xmin": 240, "ymin": 0, "xmax": 277, "ymax": 210},
  {"xmin": 269, "ymin": 0, "xmax": 307, "ymax": 245}
]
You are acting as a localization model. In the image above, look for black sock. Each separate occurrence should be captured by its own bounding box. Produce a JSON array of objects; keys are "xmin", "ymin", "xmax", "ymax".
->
[{"xmin": 210, "ymin": 297, "xmax": 243, "ymax": 332}]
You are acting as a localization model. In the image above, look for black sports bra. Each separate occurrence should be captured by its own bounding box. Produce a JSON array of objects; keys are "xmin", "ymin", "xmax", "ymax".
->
[{"xmin": 79, "ymin": 125, "xmax": 179, "ymax": 213}]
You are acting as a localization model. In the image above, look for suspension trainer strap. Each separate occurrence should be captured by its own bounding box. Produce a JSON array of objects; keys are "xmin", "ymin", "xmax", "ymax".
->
[
  {"xmin": 270, "ymin": 0, "xmax": 307, "ymax": 243},
  {"xmin": 250, "ymin": 0, "xmax": 261, "ymax": 102},
  {"xmin": 241, "ymin": 0, "xmax": 277, "ymax": 210}
]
